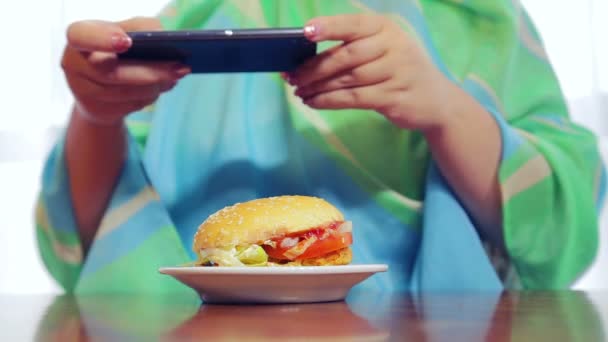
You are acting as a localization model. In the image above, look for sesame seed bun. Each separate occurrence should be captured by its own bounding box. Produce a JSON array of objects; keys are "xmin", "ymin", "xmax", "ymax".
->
[{"xmin": 193, "ymin": 196, "xmax": 345, "ymax": 251}]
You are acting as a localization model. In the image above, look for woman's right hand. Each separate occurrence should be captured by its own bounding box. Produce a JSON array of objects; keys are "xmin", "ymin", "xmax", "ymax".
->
[{"xmin": 62, "ymin": 17, "xmax": 190, "ymax": 125}]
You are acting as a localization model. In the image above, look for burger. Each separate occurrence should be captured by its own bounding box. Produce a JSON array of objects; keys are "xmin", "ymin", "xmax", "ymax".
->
[{"xmin": 193, "ymin": 196, "xmax": 353, "ymax": 266}]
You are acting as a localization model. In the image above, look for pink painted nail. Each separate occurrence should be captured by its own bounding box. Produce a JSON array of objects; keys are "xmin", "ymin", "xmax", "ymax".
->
[
  {"xmin": 304, "ymin": 24, "xmax": 319, "ymax": 40},
  {"xmin": 173, "ymin": 65, "xmax": 191, "ymax": 77},
  {"xmin": 111, "ymin": 34, "xmax": 132, "ymax": 52},
  {"xmin": 280, "ymin": 72, "xmax": 291, "ymax": 83}
]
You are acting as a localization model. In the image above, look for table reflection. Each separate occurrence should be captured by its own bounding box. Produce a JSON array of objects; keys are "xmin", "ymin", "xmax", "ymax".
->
[
  {"xmin": 166, "ymin": 301, "xmax": 389, "ymax": 341},
  {"xmin": 35, "ymin": 295, "xmax": 200, "ymax": 341},
  {"xmin": 33, "ymin": 291, "xmax": 606, "ymax": 341},
  {"xmin": 488, "ymin": 292, "xmax": 606, "ymax": 342}
]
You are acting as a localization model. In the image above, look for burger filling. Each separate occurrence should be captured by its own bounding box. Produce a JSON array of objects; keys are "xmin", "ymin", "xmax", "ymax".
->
[
  {"xmin": 198, "ymin": 245, "xmax": 268, "ymax": 267},
  {"xmin": 262, "ymin": 221, "xmax": 353, "ymax": 262},
  {"xmin": 197, "ymin": 221, "xmax": 353, "ymax": 266}
]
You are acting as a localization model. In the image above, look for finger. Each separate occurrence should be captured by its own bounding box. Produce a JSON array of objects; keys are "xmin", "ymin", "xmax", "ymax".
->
[
  {"xmin": 295, "ymin": 56, "xmax": 393, "ymax": 99},
  {"xmin": 290, "ymin": 36, "xmax": 387, "ymax": 87},
  {"xmin": 64, "ymin": 49, "xmax": 190, "ymax": 86},
  {"xmin": 66, "ymin": 17, "xmax": 162, "ymax": 54},
  {"xmin": 78, "ymin": 95, "xmax": 159, "ymax": 119},
  {"xmin": 304, "ymin": 14, "xmax": 384, "ymax": 43},
  {"xmin": 90, "ymin": 56, "xmax": 190, "ymax": 85},
  {"xmin": 69, "ymin": 74, "xmax": 176, "ymax": 103},
  {"xmin": 303, "ymin": 84, "xmax": 389, "ymax": 111},
  {"xmin": 67, "ymin": 20, "xmax": 132, "ymax": 53},
  {"xmin": 101, "ymin": 61, "xmax": 190, "ymax": 85}
]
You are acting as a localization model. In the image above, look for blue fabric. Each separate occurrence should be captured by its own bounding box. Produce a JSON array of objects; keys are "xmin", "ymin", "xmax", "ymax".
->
[
  {"xmin": 134, "ymin": 72, "xmax": 502, "ymax": 292},
  {"xmin": 41, "ymin": 136, "xmax": 80, "ymax": 234},
  {"xmin": 411, "ymin": 163, "xmax": 502, "ymax": 291}
]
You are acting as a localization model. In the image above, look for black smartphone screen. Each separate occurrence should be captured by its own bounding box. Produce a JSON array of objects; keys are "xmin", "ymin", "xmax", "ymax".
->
[{"xmin": 118, "ymin": 28, "xmax": 317, "ymax": 73}]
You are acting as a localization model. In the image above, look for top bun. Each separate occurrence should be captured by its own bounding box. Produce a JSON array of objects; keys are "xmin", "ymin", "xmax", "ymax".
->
[{"xmin": 193, "ymin": 196, "xmax": 344, "ymax": 251}]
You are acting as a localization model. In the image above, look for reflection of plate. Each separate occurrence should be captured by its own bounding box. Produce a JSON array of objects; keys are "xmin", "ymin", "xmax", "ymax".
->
[
  {"xmin": 159, "ymin": 264, "xmax": 388, "ymax": 304},
  {"xmin": 165, "ymin": 300, "xmax": 390, "ymax": 341}
]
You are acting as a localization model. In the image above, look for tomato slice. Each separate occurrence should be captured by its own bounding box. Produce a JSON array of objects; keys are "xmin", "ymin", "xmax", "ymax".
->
[
  {"xmin": 263, "ymin": 247, "xmax": 288, "ymax": 260},
  {"xmin": 262, "ymin": 223, "xmax": 352, "ymax": 261},
  {"xmin": 296, "ymin": 231, "xmax": 352, "ymax": 260}
]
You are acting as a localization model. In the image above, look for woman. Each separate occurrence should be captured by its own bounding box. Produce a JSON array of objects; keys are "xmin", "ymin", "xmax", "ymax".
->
[{"xmin": 36, "ymin": 0, "xmax": 605, "ymax": 293}]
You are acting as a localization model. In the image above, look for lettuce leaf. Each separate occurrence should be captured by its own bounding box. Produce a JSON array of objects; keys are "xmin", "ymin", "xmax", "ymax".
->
[{"xmin": 199, "ymin": 245, "xmax": 268, "ymax": 266}]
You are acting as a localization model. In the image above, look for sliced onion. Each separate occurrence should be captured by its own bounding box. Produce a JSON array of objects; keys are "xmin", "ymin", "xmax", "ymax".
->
[
  {"xmin": 263, "ymin": 240, "xmax": 277, "ymax": 249},
  {"xmin": 318, "ymin": 229, "xmax": 331, "ymax": 240},
  {"xmin": 283, "ymin": 236, "xmax": 318, "ymax": 259},
  {"xmin": 337, "ymin": 221, "xmax": 353, "ymax": 233},
  {"xmin": 279, "ymin": 237, "xmax": 299, "ymax": 249}
]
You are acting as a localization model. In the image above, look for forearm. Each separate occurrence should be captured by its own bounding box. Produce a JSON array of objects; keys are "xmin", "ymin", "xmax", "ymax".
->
[
  {"xmin": 65, "ymin": 107, "xmax": 127, "ymax": 253},
  {"xmin": 423, "ymin": 81, "xmax": 503, "ymax": 248}
]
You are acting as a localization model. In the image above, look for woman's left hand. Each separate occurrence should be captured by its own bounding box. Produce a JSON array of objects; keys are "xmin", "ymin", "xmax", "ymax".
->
[
  {"xmin": 289, "ymin": 14, "xmax": 454, "ymax": 133},
  {"xmin": 290, "ymin": 14, "xmax": 504, "ymax": 239}
]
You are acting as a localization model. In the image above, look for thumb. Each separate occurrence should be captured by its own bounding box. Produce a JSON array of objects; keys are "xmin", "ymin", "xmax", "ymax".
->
[{"xmin": 67, "ymin": 20, "xmax": 132, "ymax": 53}]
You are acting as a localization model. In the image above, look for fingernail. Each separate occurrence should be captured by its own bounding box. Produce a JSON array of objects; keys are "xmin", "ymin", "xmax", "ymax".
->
[
  {"xmin": 173, "ymin": 65, "xmax": 191, "ymax": 77},
  {"xmin": 111, "ymin": 34, "xmax": 132, "ymax": 52},
  {"xmin": 304, "ymin": 24, "xmax": 319, "ymax": 41},
  {"xmin": 282, "ymin": 72, "xmax": 296, "ymax": 85}
]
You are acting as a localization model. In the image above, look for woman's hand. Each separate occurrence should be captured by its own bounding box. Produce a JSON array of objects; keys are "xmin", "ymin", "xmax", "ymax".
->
[
  {"xmin": 62, "ymin": 17, "xmax": 190, "ymax": 126},
  {"xmin": 290, "ymin": 14, "xmax": 504, "ymax": 246},
  {"xmin": 289, "ymin": 14, "xmax": 454, "ymax": 133},
  {"xmin": 62, "ymin": 17, "xmax": 191, "ymax": 253}
]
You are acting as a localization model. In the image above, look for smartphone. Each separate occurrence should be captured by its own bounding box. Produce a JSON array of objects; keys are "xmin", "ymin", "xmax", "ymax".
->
[{"xmin": 118, "ymin": 28, "xmax": 317, "ymax": 73}]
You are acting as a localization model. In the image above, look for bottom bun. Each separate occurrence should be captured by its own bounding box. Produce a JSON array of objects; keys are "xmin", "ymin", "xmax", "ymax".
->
[{"xmin": 269, "ymin": 248, "xmax": 352, "ymax": 266}]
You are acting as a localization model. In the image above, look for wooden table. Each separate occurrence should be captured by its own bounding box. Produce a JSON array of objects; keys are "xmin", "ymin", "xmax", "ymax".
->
[{"xmin": 3, "ymin": 291, "xmax": 606, "ymax": 341}]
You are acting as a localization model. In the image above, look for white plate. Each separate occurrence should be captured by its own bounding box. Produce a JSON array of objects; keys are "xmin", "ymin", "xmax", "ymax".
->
[{"xmin": 159, "ymin": 264, "xmax": 388, "ymax": 304}]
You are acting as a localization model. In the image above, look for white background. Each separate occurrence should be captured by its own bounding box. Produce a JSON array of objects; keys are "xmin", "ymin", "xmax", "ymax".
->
[{"xmin": 0, "ymin": 0, "xmax": 606, "ymax": 295}]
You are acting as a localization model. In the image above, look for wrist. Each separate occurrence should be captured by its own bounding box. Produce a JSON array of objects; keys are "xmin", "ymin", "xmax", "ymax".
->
[
  {"xmin": 67, "ymin": 106, "xmax": 128, "ymax": 165},
  {"xmin": 70, "ymin": 106, "xmax": 126, "ymax": 141},
  {"xmin": 422, "ymin": 79, "xmax": 476, "ymax": 145},
  {"xmin": 74, "ymin": 102, "xmax": 125, "ymax": 128},
  {"xmin": 421, "ymin": 86, "xmax": 458, "ymax": 145}
]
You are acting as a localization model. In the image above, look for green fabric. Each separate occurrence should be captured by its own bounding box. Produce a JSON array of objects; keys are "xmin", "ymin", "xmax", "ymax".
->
[
  {"xmin": 75, "ymin": 227, "xmax": 195, "ymax": 295},
  {"xmin": 35, "ymin": 198, "xmax": 82, "ymax": 292},
  {"xmin": 429, "ymin": 1, "xmax": 602, "ymax": 288},
  {"xmin": 36, "ymin": 225, "xmax": 82, "ymax": 292}
]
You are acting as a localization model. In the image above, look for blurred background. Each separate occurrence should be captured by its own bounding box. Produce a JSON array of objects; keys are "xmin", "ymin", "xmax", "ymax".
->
[{"xmin": 0, "ymin": 0, "xmax": 606, "ymax": 294}]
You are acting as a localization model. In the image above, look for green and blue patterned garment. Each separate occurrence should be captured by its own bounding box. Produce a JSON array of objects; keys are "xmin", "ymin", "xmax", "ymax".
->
[{"xmin": 36, "ymin": 0, "xmax": 605, "ymax": 294}]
